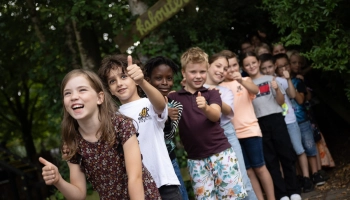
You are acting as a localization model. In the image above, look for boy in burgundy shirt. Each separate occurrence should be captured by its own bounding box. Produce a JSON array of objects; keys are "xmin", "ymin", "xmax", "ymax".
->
[{"xmin": 168, "ymin": 47, "xmax": 247, "ymax": 199}]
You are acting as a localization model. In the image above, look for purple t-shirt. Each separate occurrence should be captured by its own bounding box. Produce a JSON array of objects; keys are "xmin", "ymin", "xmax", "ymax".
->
[{"xmin": 168, "ymin": 87, "xmax": 231, "ymax": 159}]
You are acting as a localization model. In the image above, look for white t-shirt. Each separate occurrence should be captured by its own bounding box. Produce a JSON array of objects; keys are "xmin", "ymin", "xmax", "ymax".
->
[
  {"xmin": 204, "ymin": 84, "xmax": 234, "ymax": 126},
  {"xmin": 276, "ymin": 77, "xmax": 297, "ymax": 124},
  {"xmin": 119, "ymin": 98, "xmax": 180, "ymax": 188}
]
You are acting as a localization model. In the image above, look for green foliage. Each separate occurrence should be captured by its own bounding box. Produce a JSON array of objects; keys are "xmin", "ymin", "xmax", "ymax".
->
[
  {"xmin": 54, "ymin": 157, "xmax": 94, "ymax": 200},
  {"xmin": 261, "ymin": 0, "xmax": 350, "ymax": 100}
]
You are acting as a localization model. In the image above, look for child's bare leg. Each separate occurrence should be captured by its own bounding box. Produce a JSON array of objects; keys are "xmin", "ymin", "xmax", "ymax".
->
[
  {"xmin": 247, "ymin": 168, "xmax": 264, "ymax": 200},
  {"xmin": 298, "ymin": 153, "xmax": 310, "ymax": 177},
  {"xmin": 254, "ymin": 165, "xmax": 276, "ymax": 200},
  {"xmin": 308, "ymin": 156, "xmax": 318, "ymax": 174}
]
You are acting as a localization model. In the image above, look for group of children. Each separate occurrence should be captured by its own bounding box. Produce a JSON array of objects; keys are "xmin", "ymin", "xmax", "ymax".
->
[{"xmin": 38, "ymin": 40, "xmax": 331, "ymax": 199}]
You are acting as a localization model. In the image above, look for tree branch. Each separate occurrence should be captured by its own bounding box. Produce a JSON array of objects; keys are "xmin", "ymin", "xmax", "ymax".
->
[{"xmin": 25, "ymin": 0, "xmax": 46, "ymax": 44}]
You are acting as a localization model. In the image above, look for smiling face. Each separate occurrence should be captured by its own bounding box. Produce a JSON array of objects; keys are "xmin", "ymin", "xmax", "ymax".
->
[
  {"xmin": 148, "ymin": 64, "xmax": 174, "ymax": 96},
  {"xmin": 107, "ymin": 67, "xmax": 140, "ymax": 104},
  {"xmin": 207, "ymin": 57, "xmax": 228, "ymax": 85},
  {"xmin": 63, "ymin": 75, "xmax": 103, "ymax": 121},
  {"xmin": 243, "ymin": 56, "xmax": 261, "ymax": 78},
  {"xmin": 272, "ymin": 44, "xmax": 286, "ymax": 55},
  {"xmin": 225, "ymin": 57, "xmax": 239, "ymax": 81},
  {"xmin": 275, "ymin": 57, "xmax": 291, "ymax": 77},
  {"xmin": 260, "ymin": 60, "xmax": 276, "ymax": 76},
  {"xmin": 289, "ymin": 55, "xmax": 302, "ymax": 74},
  {"xmin": 182, "ymin": 61, "xmax": 207, "ymax": 94}
]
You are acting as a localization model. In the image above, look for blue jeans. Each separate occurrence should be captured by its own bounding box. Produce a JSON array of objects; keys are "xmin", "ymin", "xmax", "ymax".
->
[
  {"xmin": 286, "ymin": 121, "xmax": 305, "ymax": 155},
  {"xmin": 222, "ymin": 122, "xmax": 258, "ymax": 200},
  {"xmin": 298, "ymin": 121, "xmax": 317, "ymax": 156},
  {"xmin": 172, "ymin": 158, "xmax": 189, "ymax": 200}
]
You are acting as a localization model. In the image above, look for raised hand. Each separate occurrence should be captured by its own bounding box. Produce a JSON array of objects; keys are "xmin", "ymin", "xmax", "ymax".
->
[
  {"xmin": 127, "ymin": 55, "xmax": 144, "ymax": 85},
  {"xmin": 207, "ymin": 86, "xmax": 221, "ymax": 95},
  {"xmin": 282, "ymin": 69, "xmax": 290, "ymax": 79},
  {"xmin": 168, "ymin": 107, "xmax": 179, "ymax": 121},
  {"xmin": 271, "ymin": 76, "xmax": 278, "ymax": 90},
  {"xmin": 232, "ymin": 72, "xmax": 242, "ymax": 83},
  {"xmin": 296, "ymin": 74, "xmax": 304, "ymax": 81},
  {"xmin": 196, "ymin": 91, "xmax": 207, "ymax": 110},
  {"xmin": 39, "ymin": 157, "xmax": 61, "ymax": 185}
]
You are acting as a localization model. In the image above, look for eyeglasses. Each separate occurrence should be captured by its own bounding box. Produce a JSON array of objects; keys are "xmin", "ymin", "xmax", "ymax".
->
[{"xmin": 277, "ymin": 63, "xmax": 290, "ymax": 70}]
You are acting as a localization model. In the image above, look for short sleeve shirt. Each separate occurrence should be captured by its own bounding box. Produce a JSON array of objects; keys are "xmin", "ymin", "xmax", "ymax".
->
[
  {"xmin": 220, "ymin": 79, "xmax": 262, "ymax": 138},
  {"xmin": 168, "ymin": 87, "xmax": 231, "ymax": 159},
  {"xmin": 276, "ymin": 77, "xmax": 297, "ymax": 124},
  {"xmin": 203, "ymin": 84, "xmax": 234, "ymax": 126},
  {"xmin": 69, "ymin": 114, "xmax": 160, "ymax": 200},
  {"xmin": 291, "ymin": 78, "xmax": 309, "ymax": 123},
  {"xmin": 252, "ymin": 75, "xmax": 285, "ymax": 118},
  {"xmin": 119, "ymin": 98, "xmax": 180, "ymax": 187}
]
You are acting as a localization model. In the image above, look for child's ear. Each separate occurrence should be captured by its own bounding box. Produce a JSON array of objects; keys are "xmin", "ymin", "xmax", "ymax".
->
[
  {"xmin": 97, "ymin": 92, "xmax": 104, "ymax": 105},
  {"xmin": 181, "ymin": 70, "xmax": 186, "ymax": 78},
  {"xmin": 145, "ymin": 77, "xmax": 150, "ymax": 82}
]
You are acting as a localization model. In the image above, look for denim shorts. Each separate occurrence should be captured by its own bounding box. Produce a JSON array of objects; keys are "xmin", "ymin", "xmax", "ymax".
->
[
  {"xmin": 286, "ymin": 121, "xmax": 305, "ymax": 155},
  {"xmin": 239, "ymin": 136, "xmax": 265, "ymax": 169},
  {"xmin": 298, "ymin": 120, "xmax": 317, "ymax": 156}
]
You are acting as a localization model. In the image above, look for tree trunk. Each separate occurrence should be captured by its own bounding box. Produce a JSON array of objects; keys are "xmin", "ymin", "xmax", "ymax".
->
[
  {"xmin": 128, "ymin": 0, "xmax": 148, "ymax": 60},
  {"xmin": 72, "ymin": 19, "xmax": 101, "ymax": 70},
  {"xmin": 26, "ymin": 0, "xmax": 46, "ymax": 44},
  {"xmin": 65, "ymin": 22, "xmax": 81, "ymax": 69}
]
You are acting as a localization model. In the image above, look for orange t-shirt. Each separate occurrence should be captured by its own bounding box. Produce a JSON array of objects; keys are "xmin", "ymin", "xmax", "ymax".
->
[{"xmin": 220, "ymin": 77, "xmax": 262, "ymax": 138}]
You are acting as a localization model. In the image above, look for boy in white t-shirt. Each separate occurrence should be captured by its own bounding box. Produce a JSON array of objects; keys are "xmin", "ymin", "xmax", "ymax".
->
[{"xmin": 98, "ymin": 54, "xmax": 181, "ymax": 200}]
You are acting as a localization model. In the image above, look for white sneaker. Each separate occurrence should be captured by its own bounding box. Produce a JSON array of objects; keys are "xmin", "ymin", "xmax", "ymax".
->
[
  {"xmin": 280, "ymin": 196, "xmax": 290, "ymax": 200},
  {"xmin": 290, "ymin": 194, "xmax": 302, "ymax": 200}
]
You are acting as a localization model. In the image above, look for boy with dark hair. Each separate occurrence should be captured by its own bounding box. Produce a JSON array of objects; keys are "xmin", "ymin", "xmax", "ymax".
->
[
  {"xmin": 242, "ymin": 52, "xmax": 301, "ymax": 200},
  {"xmin": 274, "ymin": 53, "xmax": 325, "ymax": 188},
  {"xmin": 260, "ymin": 53, "xmax": 315, "ymax": 193}
]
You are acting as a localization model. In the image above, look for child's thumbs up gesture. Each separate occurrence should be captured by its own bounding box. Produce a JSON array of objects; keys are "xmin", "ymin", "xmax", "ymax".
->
[
  {"xmin": 39, "ymin": 157, "xmax": 61, "ymax": 185},
  {"xmin": 232, "ymin": 71, "xmax": 242, "ymax": 83},
  {"xmin": 127, "ymin": 55, "xmax": 144, "ymax": 85},
  {"xmin": 271, "ymin": 76, "xmax": 278, "ymax": 90},
  {"xmin": 282, "ymin": 69, "xmax": 290, "ymax": 80},
  {"xmin": 196, "ymin": 91, "xmax": 207, "ymax": 110}
]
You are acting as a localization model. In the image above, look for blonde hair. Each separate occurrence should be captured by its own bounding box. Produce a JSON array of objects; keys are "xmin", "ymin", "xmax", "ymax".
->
[
  {"xmin": 180, "ymin": 47, "xmax": 209, "ymax": 71},
  {"xmin": 60, "ymin": 69, "xmax": 118, "ymax": 160},
  {"xmin": 255, "ymin": 43, "xmax": 271, "ymax": 56},
  {"xmin": 286, "ymin": 50, "xmax": 300, "ymax": 59}
]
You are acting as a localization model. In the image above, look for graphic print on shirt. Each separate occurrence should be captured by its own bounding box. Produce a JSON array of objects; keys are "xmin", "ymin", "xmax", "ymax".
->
[
  {"xmin": 236, "ymin": 85, "xmax": 243, "ymax": 97},
  {"xmin": 138, "ymin": 107, "xmax": 151, "ymax": 123},
  {"xmin": 256, "ymin": 81, "xmax": 270, "ymax": 98}
]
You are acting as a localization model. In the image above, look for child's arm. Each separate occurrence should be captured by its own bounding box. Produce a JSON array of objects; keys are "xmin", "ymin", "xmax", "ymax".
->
[
  {"xmin": 127, "ymin": 56, "xmax": 165, "ymax": 114},
  {"xmin": 196, "ymin": 91, "xmax": 221, "ymax": 122},
  {"xmin": 293, "ymin": 79, "xmax": 308, "ymax": 104},
  {"xmin": 295, "ymin": 91, "xmax": 305, "ymax": 104},
  {"xmin": 123, "ymin": 134, "xmax": 145, "ymax": 200},
  {"xmin": 222, "ymin": 102, "xmax": 233, "ymax": 116},
  {"xmin": 232, "ymin": 72, "xmax": 259, "ymax": 94},
  {"xmin": 271, "ymin": 77, "xmax": 285, "ymax": 106},
  {"xmin": 283, "ymin": 70, "xmax": 296, "ymax": 99},
  {"xmin": 166, "ymin": 99, "xmax": 183, "ymax": 140},
  {"xmin": 39, "ymin": 157, "xmax": 87, "ymax": 200}
]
